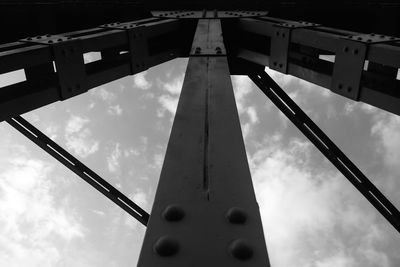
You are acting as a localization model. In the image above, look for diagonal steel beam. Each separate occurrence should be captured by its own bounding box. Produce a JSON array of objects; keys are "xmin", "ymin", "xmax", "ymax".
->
[
  {"xmin": 7, "ymin": 116, "xmax": 149, "ymax": 226},
  {"xmin": 249, "ymin": 70, "xmax": 400, "ymax": 234}
]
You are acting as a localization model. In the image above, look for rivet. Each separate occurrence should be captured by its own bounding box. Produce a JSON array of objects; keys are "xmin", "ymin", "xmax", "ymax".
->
[
  {"xmin": 357, "ymin": 37, "xmax": 363, "ymax": 40},
  {"xmin": 279, "ymin": 63, "xmax": 283, "ymax": 68},
  {"xmin": 282, "ymin": 33, "xmax": 286, "ymax": 38},
  {"xmin": 338, "ymin": 83, "xmax": 343, "ymax": 90},
  {"xmin": 153, "ymin": 236, "xmax": 180, "ymax": 257},
  {"xmin": 226, "ymin": 207, "xmax": 247, "ymax": 224},
  {"xmin": 163, "ymin": 205, "xmax": 185, "ymax": 221},
  {"xmin": 273, "ymin": 61, "xmax": 277, "ymax": 66},
  {"xmin": 276, "ymin": 31, "xmax": 280, "ymax": 37},
  {"xmin": 353, "ymin": 49, "xmax": 359, "ymax": 55},
  {"xmin": 347, "ymin": 86, "xmax": 352, "ymax": 92},
  {"xmin": 229, "ymin": 239, "xmax": 253, "ymax": 260},
  {"xmin": 343, "ymin": 46, "xmax": 349, "ymax": 52}
]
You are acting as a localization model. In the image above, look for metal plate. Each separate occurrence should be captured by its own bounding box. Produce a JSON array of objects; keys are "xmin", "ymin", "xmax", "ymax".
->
[
  {"xmin": 331, "ymin": 39, "xmax": 367, "ymax": 100},
  {"xmin": 152, "ymin": 10, "xmax": 268, "ymax": 19},
  {"xmin": 343, "ymin": 33, "xmax": 400, "ymax": 44}
]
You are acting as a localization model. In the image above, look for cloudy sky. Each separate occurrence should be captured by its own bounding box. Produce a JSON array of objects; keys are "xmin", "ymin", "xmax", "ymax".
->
[{"xmin": 0, "ymin": 56, "xmax": 399, "ymax": 267}]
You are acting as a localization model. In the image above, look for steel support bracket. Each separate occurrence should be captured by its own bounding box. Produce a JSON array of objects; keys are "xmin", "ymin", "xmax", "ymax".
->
[
  {"xmin": 100, "ymin": 23, "xmax": 149, "ymax": 74},
  {"xmin": 331, "ymin": 38, "xmax": 368, "ymax": 100},
  {"xmin": 21, "ymin": 35, "xmax": 87, "ymax": 100},
  {"xmin": 270, "ymin": 21, "xmax": 320, "ymax": 73}
]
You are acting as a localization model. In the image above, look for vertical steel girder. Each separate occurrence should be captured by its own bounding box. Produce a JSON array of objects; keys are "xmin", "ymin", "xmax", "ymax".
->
[
  {"xmin": 249, "ymin": 70, "xmax": 400, "ymax": 234},
  {"xmin": 138, "ymin": 19, "xmax": 270, "ymax": 266},
  {"xmin": 7, "ymin": 116, "xmax": 149, "ymax": 226}
]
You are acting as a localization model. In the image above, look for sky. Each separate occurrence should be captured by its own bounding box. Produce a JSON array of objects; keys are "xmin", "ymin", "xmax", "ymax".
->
[{"xmin": 0, "ymin": 55, "xmax": 399, "ymax": 267}]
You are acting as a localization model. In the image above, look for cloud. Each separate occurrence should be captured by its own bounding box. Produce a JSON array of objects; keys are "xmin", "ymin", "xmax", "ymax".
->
[
  {"xmin": 0, "ymin": 145, "xmax": 84, "ymax": 267},
  {"xmin": 107, "ymin": 143, "xmax": 122, "ymax": 173},
  {"xmin": 132, "ymin": 71, "xmax": 152, "ymax": 90},
  {"xmin": 371, "ymin": 114, "xmax": 400, "ymax": 169},
  {"xmin": 231, "ymin": 76, "xmax": 259, "ymax": 139},
  {"xmin": 157, "ymin": 94, "xmax": 179, "ymax": 117},
  {"xmin": 250, "ymin": 136, "xmax": 389, "ymax": 267},
  {"xmin": 160, "ymin": 74, "xmax": 184, "ymax": 95},
  {"xmin": 107, "ymin": 105, "xmax": 123, "ymax": 116},
  {"xmin": 65, "ymin": 115, "xmax": 99, "ymax": 158},
  {"xmin": 90, "ymin": 87, "xmax": 116, "ymax": 103}
]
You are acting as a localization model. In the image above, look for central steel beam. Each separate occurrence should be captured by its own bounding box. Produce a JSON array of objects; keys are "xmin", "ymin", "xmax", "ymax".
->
[{"xmin": 137, "ymin": 19, "xmax": 270, "ymax": 266}]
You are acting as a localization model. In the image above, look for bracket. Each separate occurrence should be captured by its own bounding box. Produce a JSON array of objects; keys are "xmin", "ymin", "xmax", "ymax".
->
[
  {"xmin": 332, "ymin": 33, "xmax": 400, "ymax": 100},
  {"xmin": 21, "ymin": 35, "xmax": 87, "ymax": 100},
  {"xmin": 331, "ymin": 38, "xmax": 368, "ymax": 100},
  {"xmin": 100, "ymin": 23, "xmax": 149, "ymax": 74},
  {"xmin": 270, "ymin": 21, "xmax": 320, "ymax": 73}
]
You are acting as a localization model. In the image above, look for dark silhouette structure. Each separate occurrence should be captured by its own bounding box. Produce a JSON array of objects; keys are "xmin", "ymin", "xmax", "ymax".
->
[{"xmin": 0, "ymin": 1, "xmax": 399, "ymax": 266}]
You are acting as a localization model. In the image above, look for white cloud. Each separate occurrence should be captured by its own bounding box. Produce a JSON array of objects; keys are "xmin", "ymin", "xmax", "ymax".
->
[
  {"xmin": 247, "ymin": 106, "xmax": 259, "ymax": 124},
  {"xmin": 157, "ymin": 94, "xmax": 179, "ymax": 117},
  {"xmin": 107, "ymin": 105, "xmax": 123, "ymax": 116},
  {"xmin": 132, "ymin": 71, "xmax": 152, "ymax": 90},
  {"xmin": 250, "ymin": 136, "xmax": 386, "ymax": 267},
  {"xmin": 231, "ymin": 76, "xmax": 259, "ymax": 139},
  {"xmin": 65, "ymin": 115, "xmax": 99, "ymax": 158},
  {"xmin": 231, "ymin": 75, "xmax": 253, "ymax": 113},
  {"xmin": 314, "ymin": 252, "xmax": 355, "ymax": 267},
  {"xmin": 66, "ymin": 115, "xmax": 87, "ymax": 134},
  {"xmin": 371, "ymin": 114, "xmax": 400, "ymax": 168},
  {"xmin": 90, "ymin": 87, "xmax": 116, "ymax": 103},
  {"xmin": 107, "ymin": 143, "xmax": 122, "ymax": 173},
  {"xmin": 0, "ymin": 147, "xmax": 84, "ymax": 267},
  {"xmin": 160, "ymin": 74, "xmax": 184, "ymax": 95}
]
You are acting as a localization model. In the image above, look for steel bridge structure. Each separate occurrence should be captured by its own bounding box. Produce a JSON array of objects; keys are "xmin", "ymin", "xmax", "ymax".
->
[{"xmin": 0, "ymin": 1, "xmax": 399, "ymax": 266}]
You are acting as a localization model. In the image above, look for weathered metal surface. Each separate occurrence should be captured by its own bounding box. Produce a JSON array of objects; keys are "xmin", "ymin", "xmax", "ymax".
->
[{"xmin": 138, "ymin": 19, "xmax": 269, "ymax": 266}]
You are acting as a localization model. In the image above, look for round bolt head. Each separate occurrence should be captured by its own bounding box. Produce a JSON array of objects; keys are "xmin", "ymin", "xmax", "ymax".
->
[
  {"xmin": 226, "ymin": 207, "xmax": 247, "ymax": 224},
  {"xmin": 153, "ymin": 236, "xmax": 180, "ymax": 257},
  {"xmin": 162, "ymin": 205, "xmax": 185, "ymax": 222},
  {"xmin": 229, "ymin": 239, "xmax": 253, "ymax": 260}
]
